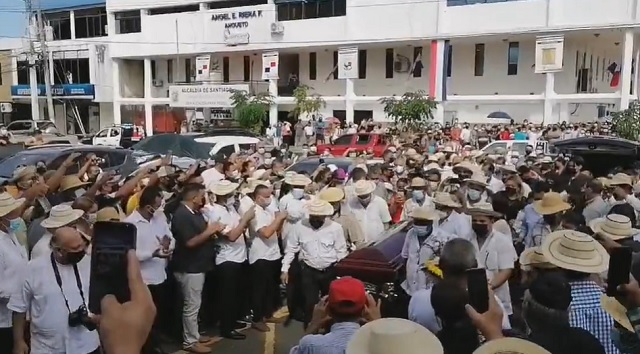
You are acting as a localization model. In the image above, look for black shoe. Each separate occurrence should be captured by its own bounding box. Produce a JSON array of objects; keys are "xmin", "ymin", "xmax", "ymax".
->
[
  {"xmin": 222, "ymin": 330, "xmax": 246, "ymax": 340},
  {"xmin": 234, "ymin": 321, "xmax": 248, "ymax": 330}
]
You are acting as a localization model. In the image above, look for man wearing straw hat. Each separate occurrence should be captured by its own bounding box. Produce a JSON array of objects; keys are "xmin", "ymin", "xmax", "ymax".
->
[
  {"xmin": 589, "ymin": 214, "xmax": 640, "ymax": 252},
  {"xmin": 346, "ymin": 180, "xmax": 392, "ymax": 243},
  {"xmin": 400, "ymin": 177, "xmax": 434, "ymax": 222},
  {"xmin": 528, "ymin": 192, "xmax": 571, "ymax": 249},
  {"xmin": 282, "ymin": 199, "xmax": 348, "ymax": 327},
  {"xmin": 318, "ymin": 187, "xmax": 366, "ymax": 251},
  {"xmin": 279, "ymin": 174, "xmax": 312, "ymax": 247},
  {"xmin": 433, "ymin": 192, "xmax": 472, "ymax": 239},
  {"xmin": 31, "ymin": 204, "xmax": 85, "ymax": 260}
]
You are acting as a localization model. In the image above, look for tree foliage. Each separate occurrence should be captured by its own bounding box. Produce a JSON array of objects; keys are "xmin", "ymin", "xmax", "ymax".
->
[
  {"xmin": 289, "ymin": 85, "xmax": 326, "ymax": 120},
  {"xmin": 612, "ymin": 101, "xmax": 640, "ymax": 141},
  {"xmin": 230, "ymin": 90, "xmax": 273, "ymax": 133},
  {"xmin": 379, "ymin": 90, "xmax": 437, "ymax": 130}
]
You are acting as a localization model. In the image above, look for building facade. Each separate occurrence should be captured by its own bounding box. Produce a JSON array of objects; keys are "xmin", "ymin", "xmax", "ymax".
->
[{"xmin": 0, "ymin": 39, "xmax": 22, "ymax": 124}]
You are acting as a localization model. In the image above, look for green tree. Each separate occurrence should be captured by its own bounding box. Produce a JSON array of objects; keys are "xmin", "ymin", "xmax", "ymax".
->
[
  {"xmin": 230, "ymin": 90, "xmax": 273, "ymax": 133},
  {"xmin": 612, "ymin": 101, "xmax": 640, "ymax": 141},
  {"xmin": 289, "ymin": 85, "xmax": 326, "ymax": 120},
  {"xmin": 379, "ymin": 90, "xmax": 437, "ymax": 131}
]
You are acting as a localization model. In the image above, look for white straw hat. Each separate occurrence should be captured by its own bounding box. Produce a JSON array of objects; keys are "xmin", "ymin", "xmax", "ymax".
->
[
  {"xmin": 589, "ymin": 214, "xmax": 639, "ymax": 241},
  {"xmin": 354, "ymin": 180, "xmax": 376, "ymax": 196},
  {"xmin": 473, "ymin": 338, "xmax": 550, "ymax": 354},
  {"xmin": 533, "ymin": 192, "xmax": 571, "ymax": 215},
  {"xmin": 305, "ymin": 199, "xmax": 334, "ymax": 216},
  {"xmin": 610, "ymin": 173, "xmax": 633, "ymax": 186},
  {"xmin": 0, "ymin": 192, "xmax": 25, "ymax": 218},
  {"xmin": 241, "ymin": 178, "xmax": 271, "ymax": 194},
  {"xmin": 41, "ymin": 204, "xmax": 84, "ymax": 228},
  {"xmin": 410, "ymin": 207, "xmax": 442, "ymax": 221},
  {"xmin": 467, "ymin": 202, "xmax": 502, "ymax": 218},
  {"xmin": 433, "ymin": 192, "xmax": 462, "ymax": 209},
  {"xmin": 346, "ymin": 318, "xmax": 443, "ymax": 354},
  {"xmin": 541, "ymin": 230, "xmax": 609, "ymax": 274},
  {"xmin": 519, "ymin": 247, "xmax": 556, "ymax": 270},
  {"xmin": 210, "ymin": 180, "xmax": 239, "ymax": 196},
  {"xmin": 410, "ymin": 177, "xmax": 426, "ymax": 188},
  {"xmin": 285, "ymin": 174, "xmax": 312, "ymax": 187},
  {"xmin": 464, "ymin": 173, "xmax": 488, "ymax": 187},
  {"xmin": 497, "ymin": 164, "xmax": 517, "ymax": 173}
]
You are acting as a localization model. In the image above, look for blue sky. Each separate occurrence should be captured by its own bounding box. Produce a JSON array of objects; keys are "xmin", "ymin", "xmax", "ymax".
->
[{"xmin": 0, "ymin": 0, "xmax": 26, "ymax": 38}]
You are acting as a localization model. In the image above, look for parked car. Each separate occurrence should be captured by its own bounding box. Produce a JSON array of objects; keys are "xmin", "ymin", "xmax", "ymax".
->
[
  {"xmin": 286, "ymin": 157, "xmax": 383, "ymax": 176},
  {"xmin": 551, "ymin": 136, "xmax": 640, "ymax": 177},
  {"xmin": 194, "ymin": 135, "xmax": 272, "ymax": 158},
  {"xmin": 0, "ymin": 145, "xmax": 138, "ymax": 179},
  {"xmin": 480, "ymin": 139, "xmax": 550, "ymax": 157},
  {"xmin": 317, "ymin": 133, "xmax": 391, "ymax": 158},
  {"xmin": 200, "ymin": 127, "xmax": 259, "ymax": 137},
  {"xmin": 92, "ymin": 124, "xmax": 145, "ymax": 148},
  {"xmin": 6, "ymin": 120, "xmax": 58, "ymax": 135}
]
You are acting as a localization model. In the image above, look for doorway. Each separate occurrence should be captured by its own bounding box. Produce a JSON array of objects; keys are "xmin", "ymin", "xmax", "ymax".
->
[
  {"xmin": 354, "ymin": 110, "xmax": 373, "ymax": 126},
  {"xmin": 278, "ymin": 54, "xmax": 300, "ymax": 96},
  {"xmin": 332, "ymin": 110, "xmax": 346, "ymax": 124}
]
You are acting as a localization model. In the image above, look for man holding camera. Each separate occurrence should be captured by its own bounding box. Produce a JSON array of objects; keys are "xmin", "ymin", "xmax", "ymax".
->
[{"xmin": 9, "ymin": 226, "xmax": 100, "ymax": 354}]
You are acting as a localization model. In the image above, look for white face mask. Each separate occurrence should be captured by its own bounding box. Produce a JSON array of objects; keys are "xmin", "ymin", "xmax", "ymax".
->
[
  {"xmin": 258, "ymin": 148, "xmax": 265, "ymax": 154},
  {"xmin": 291, "ymin": 188, "xmax": 305, "ymax": 200},
  {"xmin": 231, "ymin": 170, "xmax": 240, "ymax": 178},
  {"xmin": 225, "ymin": 196, "xmax": 236, "ymax": 208}
]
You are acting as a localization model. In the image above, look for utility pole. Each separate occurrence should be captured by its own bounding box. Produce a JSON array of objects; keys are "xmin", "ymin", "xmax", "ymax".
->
[
  {"xmin": 35, "ymin": 0, "xmax": 55, "ymax": 122},
  {"xmin": 25, "ymin": 0, "xmax": 40, "ymax": 121}
]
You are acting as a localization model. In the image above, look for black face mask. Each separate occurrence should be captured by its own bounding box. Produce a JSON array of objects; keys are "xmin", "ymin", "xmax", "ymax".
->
[
  {"xmin": 505, "ymin": 187, "xmax": 517, "ymax": 195},
  {"xmin": 65, "ymin": 251, "xmax": 85, "ymax": 264},
  {"xmin": 565, "ymin": 167, "xmax": 576, "ymax": 174},
  {"xmin": 309, "ymin": 217, "xmax": 325, "ymax": 230},
  {"xmin": 543, "ymin": 214, "xmax": 559, "ymax": 226},
  {"xmin": 472, "ymin": 223, "xmax": 489, "ymax": 237}
]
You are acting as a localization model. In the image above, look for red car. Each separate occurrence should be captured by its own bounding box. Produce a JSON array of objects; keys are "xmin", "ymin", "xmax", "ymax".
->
[{"xmin": 317, "ymin": 133, "xmax": 390, "ymax": 157}]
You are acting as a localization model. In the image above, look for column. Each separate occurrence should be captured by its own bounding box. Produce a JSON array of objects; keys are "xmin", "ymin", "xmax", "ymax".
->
[
  {"xmin": 70, "ymin": 10, "xmax": 76, "ymax": 39},
  {"xmin": 620, "ymin": 29, "xmax": 634, "ymax": 110},
  {"xmin": 543, "ymin": 72, "xmax": 556, "ymax": 124},
  {"xmin": 48, "ymin": 51, "xmax": 54, "ymax": 83},
  {"xmin": 429, "ymin": 40, "xmax": 446, "ymax": 124},
  {"xmin": 633, "ymin": 46, "xmax": 639, "ymax": 98},
  {"xmin": 144, "ymin": 58, "xmax": 154, "ymax": 136},
  {"xmin": 112, "ymin": 59, "xmax": 122, "ymax": 125},
  {"xmin": 199, "ymin": 3, "xmax": 209, "ymax": 10},
  {"xmin": 345, "ymin": 78, "xmax": 354, "ymax": 124},
  {"xmin": 107, "ymin": 11, "xmax": 117, "ymax": 36},
  {"xmin": 268, "ymin": 79, "xmax": 278, "ymax": 126}
]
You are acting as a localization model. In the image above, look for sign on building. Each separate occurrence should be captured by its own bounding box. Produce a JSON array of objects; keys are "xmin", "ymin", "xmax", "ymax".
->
[
  {"xmin": 212, "ymin": 10, "xmax": 262, "ymax": 47},
  {"xmin": 169, "ymin": 84, "xmax": 249, "ymax": 108},
  {"xmin": 262, "ymin": 52, "xmax": 279, "ymax": 80},
  {"xmin": 195, "ymin": 55, "xmax": 211, "ymax": 81},
  {"xmin": 535, "ymin": 35, "xmax": 564, "ymax": 73},
  {"xmin": 338, "ymin": 47, "xmax": 359, "ymax": 79}
]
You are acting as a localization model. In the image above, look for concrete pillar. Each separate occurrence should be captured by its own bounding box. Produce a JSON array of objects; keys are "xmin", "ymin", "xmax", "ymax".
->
[
  {"xmin": 620, "ymin": 29, "xmax": 634, "ymax": 110},
  {"xmin": 144, "ymin": 103, "xmax": 153, "ymax": 137},
  {"xmin": 199, "ymin": 3, "xmax": 209, "ymax": 10},
  {"xmin": 429, "ymin": 40, "xmax": 446, "ymax": 124},
  {"xmin": 543, "ymin": 72, "xmax": 556, "ymax": 124},
  {"xmin": 268, "ymin": 79, "xmax": 278, "ymax": 126},
  {"xmin": 634, "ymin": 46, "xmax": 640, "ymax": 98},
  {"xmin": 345, "ymin": 78, "xmax": 354, "ymax": 124},
  {"xmin": 112, "ymin": 59, "xmax": 121, "ymax": 125},
  {"xmin": 144, "ymin": 58, "xmax": 154, "ymax": 136},
  {"xmin": 70, "ymin": 10, "xmax": 76, "ymax": 40},
  {"xmin": 144, "ymin": 58, "xmax": 152, "ymax": 99},
  {"xmin": 48, "ymin": 51, "xmax": 54, "ymax": 83}
]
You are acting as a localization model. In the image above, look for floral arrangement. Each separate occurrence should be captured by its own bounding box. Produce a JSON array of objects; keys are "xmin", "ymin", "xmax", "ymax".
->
[{"xmin": 425, "ymin": 260, "xmax": 443, "ymax": 279}]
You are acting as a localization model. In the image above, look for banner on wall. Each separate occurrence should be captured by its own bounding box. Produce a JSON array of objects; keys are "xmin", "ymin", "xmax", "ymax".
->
[
  {"xmin": 169, "ymin": 84, "xmax": 249, "ymax": 108},
  {"xmin": 195, "ymin": 55, "xmax": 211, "ymax": 81},
  {"xmin": 338, "ymin": 47, "xmax": 358, "ymax": 79},
  {"xmin": 535, "ymin": 35, "xmax": 564, "ymax": 73},
  {"xmin": 262, "ymin": 51, "xmax": 279, "ymax": 80}
]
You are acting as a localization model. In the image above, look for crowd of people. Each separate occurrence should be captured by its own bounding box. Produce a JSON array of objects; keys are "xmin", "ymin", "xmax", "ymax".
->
[{"xmin": 0, "ymin": 118, "xmax": 637, "ymax": 354}]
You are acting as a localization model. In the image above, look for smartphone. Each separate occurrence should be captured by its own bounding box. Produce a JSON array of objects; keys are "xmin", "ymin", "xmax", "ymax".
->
[
  {"xmin": 37, "ymin": 197, "xmax": 51, "ymax": 214},
  {"xmin": 607, "ymin": 246, "xmax": 632, "ymax": 297},
  {"xmin": 467, "ymin": 268, "xmax": 489, "ymax": 313},
  {"xmin": 88, "ymin": 221, "xmax": 137, "ymax": 314}
]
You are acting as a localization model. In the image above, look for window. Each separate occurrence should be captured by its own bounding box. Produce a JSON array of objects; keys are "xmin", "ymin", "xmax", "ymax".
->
[
  {"xmin": 243, "ymin": 56, "xmax": 250, "ymax": 82},
  {"xmin": 108, "ymin": 151, "xmax": 126, "ymax": 167},
  {"xmin": 217, "ymin": 144, "xmax": 235, "ymax": 158},
  {"xmin": 75, "ymin": 8, "xmax": 107, "ymax": 38},
  {"xmin": 115, "ymin": 11, "xmax": 141, "ymax": 34},
  {"xmin": 474, "ymin": 43, "xmax": 485, "ymax": 76},
  {"xmin": 412, "ymin": 47, "xmax": 422, "ymax": 78},
  {"xmin": 53, "ymin": 58, "xmax": 90, "ymax": 84},
  {"xmin": 238, "ymin": 143, "xmax": 255, "ymax": 152},
  {"xmin": 276, "ymin": 0, "xmax": 347, "ymax": 21},
  {"xmin": 333, "ymin": 51, "xmax": 338, "ymax": 80},
  {"xmin": 109, "ymin": 129, "xmax": 120, "ymax": 137},
  {"xmin": 96, "ymin": 129, "xmax": 109, "ymax": 137},
  {"xmin": 355, "ymin": 134, "xmax": 371, "ymax": 145},
  {"xmin": 148, "ymin": 5, "xmax": 199, "ymax": 15},
  {"xmin": 385, "ymin": 48, "xmax": 394, "ymax": 79},
  {"xmin": 7, "ymin": 121, "xmax": 32, "ymax": 131},
  {"xmin": 483, "ymin": 142, "xmax": 507, "ymax": 154},
  {"xmin": 309, "ymin": 52, "xmax": 317, "ymax": 80},
  {"xmin": 223, "ymin": 57, "xmax": 229, "ymax": 83},
  {"xmin": 185, "ymin": 58, "xmax": 191, "ymax": 83},
  {"xmin": 511, "ymin": 142, "xmax": 528, "ymax": 155},
  {"xmin": 150, "ymin": 60, "xmax": 156, "ymax": 81},
  {"xmin": 0, "ymin": 63, "xmax": 2, "ymax": 85},
  {"xmin": 167, "ymin": 59, "xmax": 173, "ymax": 83},
  {"xmin": 358, "ymin": 50, "xmax": 367, "ymax": 79},
  {"xmin": 46, "ymin": 13, "xmax": 72, "ymax": 40},
  {"xmin": 332, "ymin": 134, "xmax": 353, "ymax": 145},
  {"xmin": 446, "ymin": 45, "xmax": 452, "ymax": 77},
  {"xmin": 507, "ymin": 42, "xmax": 519, "ymax": 76}
]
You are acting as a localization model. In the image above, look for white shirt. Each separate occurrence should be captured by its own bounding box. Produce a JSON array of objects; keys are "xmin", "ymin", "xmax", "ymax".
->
[
  {"xmin": 488, "ymin": 176, "xmax": 505, "ymax": 194},
  {"xmin": 438, "ymin": 211, "xmax": 473, "ymax": 241},
  {"xmin": 124, "ymin": 210, "xmax": 175, "ymax": 285},
  {"xmin": 460, "ymin": 128, "xmax": 471, "ymax": 142},
  {"xmin": 31, "ymin": 232, "xmax": 53, "ymax": 260},
  {"xmin": 207, "ymin": 203, "xmax": 247, "ymax": 264},
  {"xmin": 304, "ymin": 125, "xmax": 314, "ymax": 136},
  {"xmin": 8, "ymin": 255, "xmax": 100, "ymax": 354},
  {"xmin": 346, "ymin": 195, "xmax": 392, "ymax": 243},
  {"xmin": 401, "ymin": 197, "xmax": 434, "ymax": 222},
  {"xmin": 279, "ymin": 193, "xmax": 308, "ymax": 247},
  {"xmin": 248, "ymin": 204, "xmax": 282, "ymax": 264},
  {"xmin": 401, "ymin": 227, "xmax": 454, "ymax": 295},
  {"xmin": 281, "ymin": 219, "xmax": 348, "ymax": 273},
  {"xmin": 201, "ymin": 167, "xmax": 225, "ymax": 189},
  {"xmin": 0, "ymin": 231, "xmax": 28, "ymax": 327}
]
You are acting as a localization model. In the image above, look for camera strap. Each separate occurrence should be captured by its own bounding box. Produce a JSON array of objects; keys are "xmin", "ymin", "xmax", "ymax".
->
[{"xmin": 50, "ymin": 252, "xmax": 86, "ymax": 313}]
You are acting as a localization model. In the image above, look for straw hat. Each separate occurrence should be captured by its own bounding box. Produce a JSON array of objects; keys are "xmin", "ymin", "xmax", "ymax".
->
[
  {"xmin": 354, "ymin": 180, "xmax": 376, "ymax": 196},
  {"xmin": 285, "ymin": 174, "xmax": 312, "ymax": 187},
  {"xmin": 541, "ymin": 230, "xmax": 609, "ymax": 273},
  {"xmin": 473, "ymin": 338, "xmax": 550, "ymax": 354},
  {"xmin": 410, "ymin": 177, "xmax": 426, "ymax": 188},
  {"xmin": 305, "ymin": 199, "xmax": 334, "ymax": 216},
  {"xmin": 452, "ymin": 161, "xmax": 479, "ymax": 174},
  {"xmin": 241, "ymin": 178, "xmax": 271, "ymax": 194},
  {"xmin": 465, "ymin": 173, "xmax": 488, "ymax": 187},
  {"xmin": 12, "ymin": 165, "xmax": 37, "ymax": 181},
  {"xmin": 346, "ymin": 318, "xmax": 443, "ymax": 354},
  {"xmin": 601, "ymin": 295, "xmax": 634, "ymax": 332},
  {"xmin": 597, "ymin": 177, "xmax": 611, "ymax": 188},
  {"xmin": 433, "ymin": 192, "xmax": 461, "ymax": 208},
  {"xmin": 404, "ymin": 148, "xmax": 419, "ymax": 157},
  {"xmin": 467, "ymin": 202, "xmax": 502, "ymax": 218},
  {"xmin": 532, "ymin": 192, "xmax": 571, "ymax": 215},
  {"xmin": 519, "ymin": 247, "xmax": 556, "ymax": 270},
  {"xmin": 319, "ymin": 187, "xmax": 345, "ymax": 203},
  {"xmin": 610, "ymin": 173, "xmax": 633, "ymax": 186},
  {"xmin": 589, "ymin": 214, "xmax": 639, "ymax": 240},
  {"xmin": 251, "ymin": 169, "xmax": 269, "ymax": 180},
  {"xmin": 410, "ymin": 207, "xmax": 442, "ymax": 221},
  {"xmin": 0, "ymin": 192, "xmax": 25, "ymax": 217},
  {"xmin": 443, "ymin": 146, "xmax": 454, "ymax": 153},
  {"xmin": 426, "ymin": 155, "xmax": 438, "ymax": 163},
  {"xmin": 497, "ymin": 164, "xmax": 517, "ymax": 173},
  {"xmin": 60, "ymin": 175, "xmax": 90, "ymax": 192},
  {"xmin": 41, "ymin": 204, "xmax": 84, "ymax": 228},
  {"xmin": 96, "ymin": 207, "xmax": 121, "ymax": 222},
  {"xmin": 540, "ymin": 156, "xmax": 553, "ymax": 164},
  {"xmin": 424, "ymin": 163, "xmax": 440, "ymax": 171},
  {"xmin": 210, "ymin": 180, "xmax": 239, "ymax": 196}
]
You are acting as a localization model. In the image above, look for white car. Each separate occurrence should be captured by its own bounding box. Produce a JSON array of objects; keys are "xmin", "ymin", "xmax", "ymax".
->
[
  {"xmin": 481, "ymin": 140, "xmax": 549, "ymax": 156},
  {"xmin": 93, "ymin": 125, "xmax": 144, "ymax": 148},
  {"xmin": 194, "ymin": 135, "xmax": 271, "ymax": 157}
]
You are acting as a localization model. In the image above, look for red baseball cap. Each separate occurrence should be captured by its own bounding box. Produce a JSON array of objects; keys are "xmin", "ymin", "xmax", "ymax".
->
[{"xmin": 328, "ymin": 277, "xmax": 367, "ymax": 315}]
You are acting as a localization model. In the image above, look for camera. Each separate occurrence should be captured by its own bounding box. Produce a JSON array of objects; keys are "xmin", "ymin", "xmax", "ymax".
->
[{"xmin": 68, "ymin": 304, "xmax": 97, "ymax": 331}]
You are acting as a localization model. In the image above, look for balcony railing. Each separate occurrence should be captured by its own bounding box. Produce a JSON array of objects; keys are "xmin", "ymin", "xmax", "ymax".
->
[{"xmin": 447, "ymin": 0, "xmax": 524, "ymax": 6}]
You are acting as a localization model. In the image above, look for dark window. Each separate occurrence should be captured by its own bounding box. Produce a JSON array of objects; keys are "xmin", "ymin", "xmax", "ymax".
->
[
  {"xmin": 185, "ymin": 58, "xmax": 191, "ymax": 83},
  {"xmin": 217, "ymin": 144, "xmax": 235, "ymax": 157},
  {"xmin": 385, "ymin": 48, "xmax": 394, "ymax": 79},
  {"xmin": 148, "ymin": 5, "xmax": 199, "ymax": 15},
  {"xmin": 355, "ymin": 134, "xmax": 371, "ymax": 145},
  {"xmin": 474, "ymin": 43, "xmax": 485, "ymax": 76},
  {"xmin": 358, "ymin": 50, "xmax": 367, "ymax": 79},
  {"xmin": 7, "ymin": 121, "xmax": 32, "ymax": 131},
  {"xmin": 53, "ymin": 58, "xmax": 90, "ymax": 84},
  {"xmin": 507, "ymin": 42, "xmax": 519, "ymax": 76},
  {"xmin": 115, "ymin": 11, "xmax": 141, "ymax": 34},
  {"xmin": 108, "ymin": 151, "xmax": 127, "ymax": 167},
  {"xmin": 150, "ymin": 60, "xmax": 156, "ymax": 81},
  {"xmin": 243, "ymin": 56, "xmax": 250, "ymax": 82},
  {"xmin": 333, "ymin": 134, "xmax": 353, "ymax": 145},
  {"xmin": 223, "ymin": 56, "xmax": 229, "ymax": 83},
  {"xmin": 333, "ymin": 0, "xmax": 346, "ymax": 16},
  {"xmin": 277, "ymin": 0, "xmax": 347, "ymax": 21},
  {"xmin": 208, "ymin": 0, "xmax": 267, "ymax": 9},
  {"xmin": 412, "ymin": 47, "xmax": 422, "ymax": 78},
  {"xmin": 304, "ymin": 1, "xmax": 318, "ymax": 18},
  {"xmin": 309, "ymin": 52, "xmax": 317, "ymax": 80},
  {"xmin": 238, "ymin": 143, "xmax": 255, "ymax": 152},
  {"xmin": 46, "ymin": 13, "xmax": 72, "ymax": 40},
  {"xmin": 289, "ymin": 3, "xmax": 303, "ymax": 20},
  {"xmin": 0, "ymin": 63, "xmax": 2, "ymax": 85},
  {"xmin": 75, "ymin": 8, "xmax": 107, "ymax": 38},
  {"xmin": 333, "ymin": 51, "xmax": 338, "ymax": 80},
  {"xmin": 167, "ymin": 59, "xmax": 173, "ymax": 83},
  {"xmin": 446, "ymin": 45, "xmax": 452, "ymax": 77}
]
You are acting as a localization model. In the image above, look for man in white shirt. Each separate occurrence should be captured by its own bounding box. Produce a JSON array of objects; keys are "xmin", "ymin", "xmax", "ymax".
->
[
  {"xmin": 124, "ymin": 186, "xmax": 175, "ymax": 353},
  {"xmin": 281, "ymin": 199, "xmax": 348, "ymax": 327},
  {"xmin": 279, "ymin": 174, "xmax": 312, "ymax": 247},
  {"xmin": 9, "ymin": 227, "xmax": 100, "ymax": 354},
  {"xmin": 401, "ymin": 177, "xmax": 434, "ymax": 221},
  {"xmin": 201, "ymin": 156, "xmax": 226, "ymax": 190},
  {"xmin": 249, "ymin": 185, "xmax": 287, "ymax": 333},
  {"xmin": 346, "ymin": 180, "xmax": 392, "ymax": 243},
  {"xmin": 32, "ymin": 205, "xmax": 85, "ymax": 260},
  {"xmin": 0, "ymin": 192, "xmax": 28, "ymax": 352}
]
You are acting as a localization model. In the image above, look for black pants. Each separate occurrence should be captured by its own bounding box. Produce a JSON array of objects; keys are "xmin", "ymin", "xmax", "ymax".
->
[
  {"xmin": 0, "ymin": 327, "xmax": 13, "ymax": 354},
  {"xmin": 251, "ymin": 259, "xmax": 279, "ymax": 322},
  {"xmin": 300, "ymin": 262, "xmax": 335, "ymax": 326},
  {"xmin": 217, "ymin": 261, "xmax": 245, "ymax": 334},
  {"xmin": 142, "ymin": 282, "xmax": 167, "ymax": 354},
  {"xmin": 286, "ymin": 256, "xmax": 305, "ymax": 321}
]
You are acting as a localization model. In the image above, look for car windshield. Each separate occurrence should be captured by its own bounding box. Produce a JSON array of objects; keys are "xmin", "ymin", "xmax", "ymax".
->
[{"xmin": 0, "ymin": 152, "xmax": 50, "ymax": 178}]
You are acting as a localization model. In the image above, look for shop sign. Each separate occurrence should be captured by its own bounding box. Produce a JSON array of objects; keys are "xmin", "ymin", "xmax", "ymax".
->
[{"xmin": 169, "ymin": 84, "xmax": 250, "ymax": 108}]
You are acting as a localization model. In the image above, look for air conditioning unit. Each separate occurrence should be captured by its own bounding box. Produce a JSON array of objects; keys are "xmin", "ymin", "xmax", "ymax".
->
[
  {"xmin": 0, "ymin": 103, "xmax": 12, "ymax": 113},
  {"xmin": 152, "ymin": 79, "xmax": 164, "ymax": 87},
  {"xmin": 270, "ymin": 22, "xmax": 284, "ymax": 35}
]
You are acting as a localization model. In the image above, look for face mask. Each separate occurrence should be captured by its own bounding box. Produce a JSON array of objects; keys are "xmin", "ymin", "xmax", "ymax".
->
[
  {"xmin": 395, "ymin": 166, "xmax": 405, "ymax": 174},
  {"xmin": 258, "ymin": 148, "xmax": 265, "ymax": 154},
  {"xmin": 85, "ymin": 213, "xmax": 97, "ymax": 224},
  {"xmin": 65, "ymin": 250, "xmax": 85, "ymax": 264},
  {"xmin": 291, "ymin": 188, "xmax": 305, "ymax": 200},
  {"xmin": 429, "ymin": 181, "xmax": 439, "ymax": 190},
  {"xmin": 309, "ymin": 217, "xmax": 325, "ymax": 230},
  {"xmin": 8, "ymin": 218, "xmax": 23, "ymax": 234},
  {"xmin": 413, "ymin": 224, "xmax": 433, "ymax": 237},
  {"xmin": 0, "ymin": 128, "xmax": 7, "ymax": 135},
  {"xmin": 472, "ymin": 223, "xmax": 489, "ymax": 237},
  {"xmin": 505, "ymin": 187, "xmax": 517, "ymax": 195},
  {"xmin": 543, "ymin": 214, "xmax": 559, "ymax": 226},
  {"xmin": 411, "ymin": 190, "xmax": 425, "ymax": 202},
  {"xmin": 358, "ymin": 195, "xmax": 371, "ymax": 205},
  {"xmin": 467, "ymin": 189, "xmax": 482, "ymax": 201},
  {"xmin": 259, "ymin": 197, "xmax": 272, "ymax": 208},
  {"xmin": 225, "ymin": 196, "xmax": 236, "ymax": 208}
]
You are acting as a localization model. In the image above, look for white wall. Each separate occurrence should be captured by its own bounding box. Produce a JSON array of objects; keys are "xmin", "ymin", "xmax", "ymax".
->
[{"xmin": 120, "ymin": 59, "xmax": 144, "ymax": 98}]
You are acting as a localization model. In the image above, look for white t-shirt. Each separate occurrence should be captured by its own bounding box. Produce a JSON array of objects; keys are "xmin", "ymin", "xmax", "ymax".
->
[
  {"xmin": 208, "ymin": 203, "xmax": 247, "ymax": 264},
  {"xmin": 0, "ymin": 231, "xmax": 28, "ymax": 327},
  {"xmin": 346, "ymin": 195, "xmax": 392, "ymax": 243},
  {"xmin": 304, "ymin": 126, "xmax": 314, "ymax": 137},
  {"xmin": 248, "ymin": 205, "xmax": 282, "ymax": 264},
  {"xmin": 202, "ymin": 168, "xmax": 225, "ymax": 190},
  {"xmin": 31, "ymin": 232, "xmax": 53, "ymax": 260}
]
